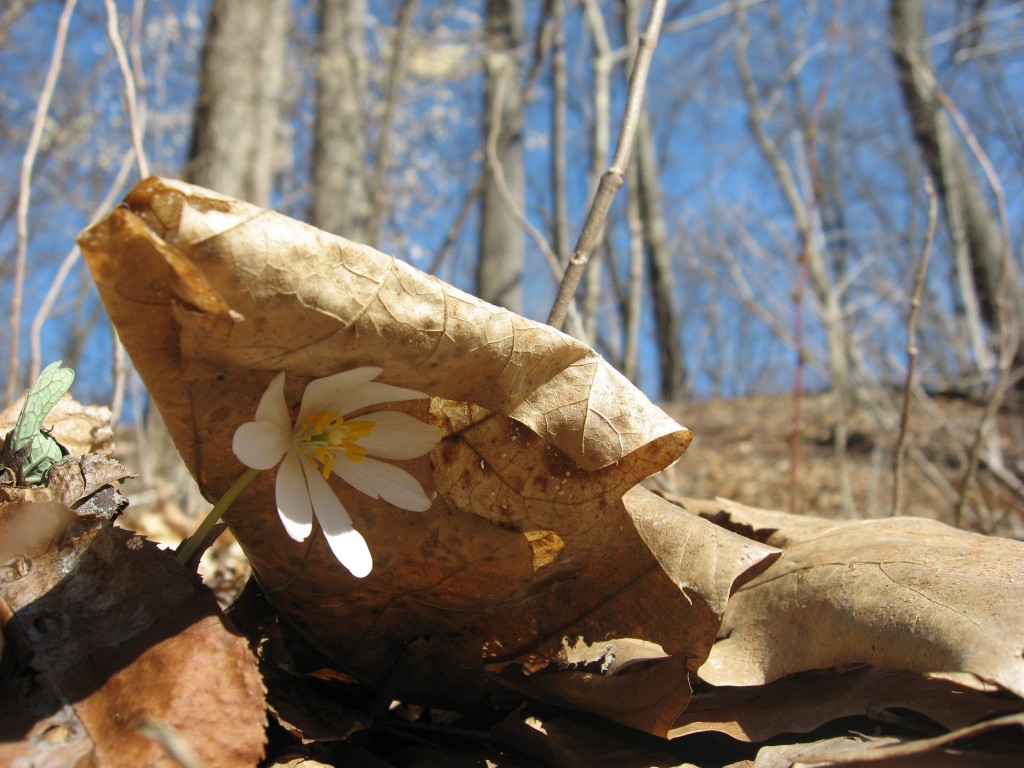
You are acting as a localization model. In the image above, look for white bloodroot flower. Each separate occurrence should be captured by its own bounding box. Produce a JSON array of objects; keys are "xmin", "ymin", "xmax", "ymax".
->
[{"xmin": 232, "ymin": 367, "xmax": 441, "ymax": 578}]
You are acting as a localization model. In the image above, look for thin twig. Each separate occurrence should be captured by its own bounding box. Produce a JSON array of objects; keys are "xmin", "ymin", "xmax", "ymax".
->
[
  {"xmin": 662, "ymin": 0, "xmax": 766, "ymax": 35},
  {"xmin": 8, "ymin": 0, "xmax": 78, "ymax": 406},
  {"xmin": 522, "ymin": 0, "xmax": 555, "ymax": 101},
  {"xmin": 366, "ymin": 0, "xmax": 418, "ymax": 247},
  {"xmin": 547, "ymin": 0, "xmax": 667, "ymax": 329},
  {"xmin": 136, "ymin": 716, "xmax": 206, "ymax": 768},
  {"xmin": 892, "ymin": 175, "xmax": 938, "ymax": 515},
  {"xmin": 427, "ymin": 172, "xmax": 484, "ymax": 276},
  {"xmin": 105, "ymin": 0, "xmax": 149, "ymax": 178},
  {"xmin": 110, "ymin": 322, "xmax": 127, "ymax": 429}
]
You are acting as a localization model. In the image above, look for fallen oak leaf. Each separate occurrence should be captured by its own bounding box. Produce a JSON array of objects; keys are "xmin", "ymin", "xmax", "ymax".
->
[
  {"xmin": 682, "ymin": 497, "xmax": 1024, "ymax": 698},
  {"xmin": 0, "ymin": 499, "xmax": 265, "ymax": 767}
]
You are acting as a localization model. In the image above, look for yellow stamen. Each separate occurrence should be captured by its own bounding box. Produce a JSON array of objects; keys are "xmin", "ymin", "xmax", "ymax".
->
[{"xmin": 293, "ymin": 413, "xmax": 376, "ymax": 479}]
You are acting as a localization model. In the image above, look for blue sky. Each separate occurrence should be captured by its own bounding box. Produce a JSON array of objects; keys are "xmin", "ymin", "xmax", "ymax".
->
[{"xmin": 2, "ymin": 0, "xmax": 1023, "ymax": 410}]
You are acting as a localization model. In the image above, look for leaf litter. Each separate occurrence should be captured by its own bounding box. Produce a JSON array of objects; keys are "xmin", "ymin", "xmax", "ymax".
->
[{"xmin": 0, "ymin": 177, "xmax": 1014, "ymax": 766}]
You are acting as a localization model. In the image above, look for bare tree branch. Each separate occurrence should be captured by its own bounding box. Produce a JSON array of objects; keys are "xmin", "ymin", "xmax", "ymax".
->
[
  {"xmin": 8, "ymin": 0, "xmax": 78, "ymax": 406},
  {"xmin": 428, "ymin": 172, "xmax": 484, "ymax": 277},
  {"xmin": 893, "ymin": 175, "xmax": 938, "ymax": 515},
  {"xmin": 105, "ymin": 0, "xmax": 149, "ymax": 178},
  {"xmin": 547, "ymin": 0, "xmax": 667, "ymax": 330}
]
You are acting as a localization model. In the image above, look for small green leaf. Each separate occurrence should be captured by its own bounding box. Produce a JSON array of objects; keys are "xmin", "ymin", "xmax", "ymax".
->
[
  {"xmin": 11, "ymin": 361, "xmax": 75, "ymax": 454},
  {"xmin": 23, "ymin": 433, "xmax": 65, "ymax": 485},
  {"xmin": 0, "ymin": 361, "xmax": 76, "ymax": 485}
]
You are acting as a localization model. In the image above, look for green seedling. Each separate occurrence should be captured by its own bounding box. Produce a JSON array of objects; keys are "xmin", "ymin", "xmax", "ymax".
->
[{"xmin": 0, "ymin": 361, "xmax": 75, "ymax": 486}]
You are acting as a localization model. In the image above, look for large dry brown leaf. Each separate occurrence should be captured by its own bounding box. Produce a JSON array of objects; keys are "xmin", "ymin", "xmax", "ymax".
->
[
  {"xmin": 77, "ymin": 178, "xmax": 777, "ymax": 725},
  {"xmin": 0, "ymin": 496, "xmax": 265, "ymax": 767},
  {"xmin": 668, "ymin": 667, "xmax": 1024, "ymax": 742},
  {"xmin": 749, "ymin": 712, "xmax": 1024, "ymax": 767},
  {"xmin": 682, "ymin": 498, "xmax": 1024, "ymax": 697}
]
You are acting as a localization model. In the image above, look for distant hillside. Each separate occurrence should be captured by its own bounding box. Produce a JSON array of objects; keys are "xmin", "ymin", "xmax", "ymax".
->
[{"xmin": 661, "ymin": 390, "xmax": 1024, "ymax": 538}]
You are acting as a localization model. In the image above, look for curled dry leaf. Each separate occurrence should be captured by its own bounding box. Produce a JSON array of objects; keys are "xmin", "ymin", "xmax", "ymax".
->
[
  {"xmin": 47, "ymin": 453, "xmax": 134, "ymax": 509},
  {"xmin": 755, "ymin": 711, "xmax": 1024, "ymax": 767},
  {"xmin": 0, "ymin": 499, "xmax": 265, "ymax": 767},
  {"xmin": 669, "ymin": 667, "xmax": 1024, "ymax": 742},
  {"xmin": 684, "ymin": 498, "xmax": 1024, "ymax": 698},
  {"xmin": 78, "ymin": 178, "xmax": 777, "ymax": 730}
]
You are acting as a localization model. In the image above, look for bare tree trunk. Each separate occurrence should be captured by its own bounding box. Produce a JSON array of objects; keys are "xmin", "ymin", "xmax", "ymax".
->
[
  {"xmin": 170, "ymin": 0, "xmax": 288, "ymax": 515},
  {"xmin": 890, "ymin": 0, "xmax": 1024, "ymax": 376},
  {"xmin": 582, "ymin": 0, "xmax": 612, "ymax": 344},
  {"xmin": 635, "ymin": 111, "xmax": 686, "ymax": 400},
  {"xmin": 623, "ymin": 163, "xmax": 644, "ymax": 383},
  {"xmin": 624, "ymin": 0, "xmax": 685, "ymax": 400},
  {"xmin": 313, "ymin": 0, "xmax": 368, "ymax": 240},
  {"xmin": 366, "ymin": 0, "xmax": 415, "ymax": 247},
  {"xmin": 477, "ymin": 0, "xmax": 524, "ymax": 312},
  {"xmin": 550, "ymin": 0, "xmax": 570, "ymax": 265},
  {"xmin": 186, "ymin": 0, "xmax": 287, "ymax": 206}
]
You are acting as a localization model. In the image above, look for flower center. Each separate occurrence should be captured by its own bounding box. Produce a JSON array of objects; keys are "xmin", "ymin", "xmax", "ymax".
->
[{"xmin": 293, "ymin": 412, "xmax": 375, "ymax": 479}]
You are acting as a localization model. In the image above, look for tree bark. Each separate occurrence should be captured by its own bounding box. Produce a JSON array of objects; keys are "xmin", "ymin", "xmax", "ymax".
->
[
  {"xmin": 582, "ymin": 0, "xmax": 612, "ymax": 344},
  {"xmin": 890, "ymin": 0, "xmax": 1024, "ymax": 374},
  {"xmin": 185, "ymin": 0, "xmax": 287, "ymax": 206},
  {"xmin": 312, "ymin": 0, "xmax": 368, "ymax": 240},
  {"xmin": 635, "ymin": 110, "xmax": 686, "ymax": 400},
  {"xmin": 623, "ymin": 0, "xmax": 685, "ymax": 400},
  {"xmin": 173, "ymin": 0, "xmax": 288, "ymax": 513},
  {"xmin": 476, "ymin": 0, "xmax": 524, "ymax": 312}
]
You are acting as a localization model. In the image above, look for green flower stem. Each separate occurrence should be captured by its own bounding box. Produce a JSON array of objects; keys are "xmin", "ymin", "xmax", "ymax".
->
[{"xmin": 176, "ymin": 467, "xmax": 260, "ymax": 566}]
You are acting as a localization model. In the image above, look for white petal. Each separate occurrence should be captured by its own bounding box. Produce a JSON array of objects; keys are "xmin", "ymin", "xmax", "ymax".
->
[
  {"xmin": 357, "ymin": 411, "xmax": 441, "ymax": 459},
  {"xmin": 325, "ymin": 528, "xmax": 373, "ymax": 578},
  {"xmin": 303, "ymin": 469, "xmax": 373, "ymax": 577},
  {"xmin": 331, "ymin": 381, "xmax": 429, "ymax": 416},
  {"xmin": 233, "ymin": 420, "xmax": 290, "ymax": 469},
  {"xmin": 275, "ymin": 450, "xmax": 313, "ymax": 541},
  {"xmin": 297, "ymin": 367, "xmax": 382, "ymax": 423},
  {"xmin": 334, "ymin": 456, "xmax": 432, "ymax": 512},
  {"xmin": 254, "ymin": 372, "xmax": 293, "ymax": 432}
]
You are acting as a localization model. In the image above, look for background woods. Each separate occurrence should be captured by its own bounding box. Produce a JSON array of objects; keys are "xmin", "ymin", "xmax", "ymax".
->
[
  {"xmin": 4, "ymin": 3, "xmax": 1024, "ymax": 766},
  {"xmin": 2, "ymin": 0, "xmax": 1024, "ymax": 529}
]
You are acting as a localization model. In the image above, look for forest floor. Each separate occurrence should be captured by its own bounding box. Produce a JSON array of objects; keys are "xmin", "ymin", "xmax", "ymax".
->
[
  {"xmin": 660, "ymin": 388, "xmax": 1024, "ymax": 539},
  {"xmin": 28, "ymin": 388, "xmax": 1023, "ymax": 766}
]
